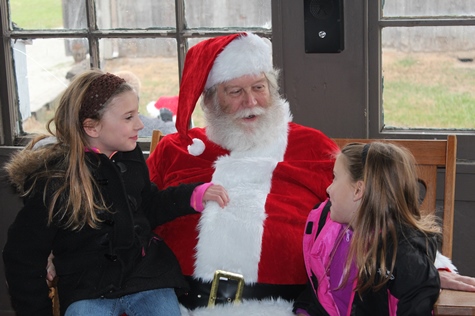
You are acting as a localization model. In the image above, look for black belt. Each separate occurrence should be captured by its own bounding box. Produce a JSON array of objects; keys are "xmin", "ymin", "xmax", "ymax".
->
[{"xmin": 180, "ymin": 275, "xmax": 305, "ymax": 309}]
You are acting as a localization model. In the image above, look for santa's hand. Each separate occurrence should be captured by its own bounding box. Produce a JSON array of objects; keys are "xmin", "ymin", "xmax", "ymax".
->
[
  {"xmin": 203, "ymin": 184, "xmax": 229, "ymax": 208},
  {"xmin": 439, "ymin": 270, "xmax": 475, "ymax": 292}
]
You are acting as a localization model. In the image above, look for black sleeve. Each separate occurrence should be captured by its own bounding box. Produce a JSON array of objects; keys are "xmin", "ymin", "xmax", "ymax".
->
[
  {"xmin": 145, "ymin": 181, "xmax": 202, "ymax": 228},
  {"xmin": 389, "ymin": 236, "xmax": 441, "ymax": 316},
  {"xmin": 293, "ymin": 280, "xmax": 330, "ymax": 316},
  {"xmin": 3, "ymin": 190, "xmax": 57, "ymax": 316},
  {"xmin": 293, "ymin": 280, "xmax": 315, "ymax": 313},
  {"xmin": 133, "ymin": 145, "xmax": 202, "ymax": 228}
]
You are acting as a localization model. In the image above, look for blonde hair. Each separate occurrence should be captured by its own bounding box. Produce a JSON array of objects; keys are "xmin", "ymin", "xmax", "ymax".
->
[
  {"xmin": 34, "ymin": 69, "xmax": 132, "ymax": 230},
  {"xmin": 340, "ymin": 142, "xmax": 441, "ymax": 294}
]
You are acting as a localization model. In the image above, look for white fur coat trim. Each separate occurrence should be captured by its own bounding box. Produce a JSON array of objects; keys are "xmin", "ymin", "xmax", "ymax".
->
[
  {"xmin": 179, "ymin": 298, "xmax": 294, "ymax": 316},
  {"xmin": 435, "ymin": 251, "xmax": 458, "ymax": 273},
  {"xmin": 193, "ymin": 124, "xmax": 289, "ymax": 282}
]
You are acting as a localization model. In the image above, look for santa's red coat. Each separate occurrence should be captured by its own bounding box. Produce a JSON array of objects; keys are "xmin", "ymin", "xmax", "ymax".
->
[{"xmin": 147, "ymin": 122, "xmax": 337, "ymax": 285}]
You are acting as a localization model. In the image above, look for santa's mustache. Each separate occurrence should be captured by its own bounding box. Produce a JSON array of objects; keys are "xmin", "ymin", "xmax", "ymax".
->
[{"xmin": 233, "ymin": 107, "xmax": 267, "ymax": 120}]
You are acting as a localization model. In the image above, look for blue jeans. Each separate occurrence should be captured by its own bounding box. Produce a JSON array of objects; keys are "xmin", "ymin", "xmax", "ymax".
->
[{"xmin": 65, "ymin": 288, "xmax": 181, "ymax": 316}]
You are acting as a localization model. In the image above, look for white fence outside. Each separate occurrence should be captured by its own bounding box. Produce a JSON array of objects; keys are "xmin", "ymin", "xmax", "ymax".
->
[{"xmin": 382, "ymin": 0, "xmax": 475, "ymax": 52}]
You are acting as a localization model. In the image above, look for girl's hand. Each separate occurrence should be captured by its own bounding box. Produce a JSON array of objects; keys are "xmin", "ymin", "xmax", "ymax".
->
[
  {"xmin": 203, "ymin": 184, "xmax": 229, "ymax": 208},
  {"xmin": 46, "ymin": 252, "xmax": 56, "ymax": 287}
]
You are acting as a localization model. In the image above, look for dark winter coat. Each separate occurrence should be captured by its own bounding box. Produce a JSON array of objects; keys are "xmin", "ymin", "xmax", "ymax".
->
[
  {"xmin": 3, "ymin": 144, "xmax": 199, "ymax": 315},
  {"xmin": 294, "ymin": 200, "xmax": 441, "ymax": 316}
]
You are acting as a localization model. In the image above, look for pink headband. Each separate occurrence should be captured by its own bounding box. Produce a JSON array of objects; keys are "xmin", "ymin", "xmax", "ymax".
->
[{"xmin": 79, "ymin": 73, "xmax": 125, "ymax": 122}]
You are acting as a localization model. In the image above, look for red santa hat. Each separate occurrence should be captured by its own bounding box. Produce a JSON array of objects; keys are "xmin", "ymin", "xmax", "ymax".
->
[{"xmin": 175, "ymin": 32, "xmax": 273, "ymax": 155}]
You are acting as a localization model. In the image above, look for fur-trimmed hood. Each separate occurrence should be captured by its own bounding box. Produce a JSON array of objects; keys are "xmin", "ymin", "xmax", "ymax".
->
[{"xmin": 4, "ymin": 137, "xmax": 65, "ymax": 194}]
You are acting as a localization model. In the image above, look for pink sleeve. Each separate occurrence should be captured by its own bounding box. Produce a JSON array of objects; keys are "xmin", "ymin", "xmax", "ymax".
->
[{"xmin": 190, "ymin": 182, "xmax": 214, "ymax": 212}]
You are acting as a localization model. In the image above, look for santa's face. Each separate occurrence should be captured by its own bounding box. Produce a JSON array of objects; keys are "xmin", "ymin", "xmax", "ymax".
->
[
  {"xmin": 216, "ymin": 73, "xmax": 271, "ymax": 130},
  {"xmin": 204, "ymin": 73, "xmax": 287, "ymax": 152},
  {"xmin": 327, "ymin": 154, "xmax": 360, "ymax": 225}
]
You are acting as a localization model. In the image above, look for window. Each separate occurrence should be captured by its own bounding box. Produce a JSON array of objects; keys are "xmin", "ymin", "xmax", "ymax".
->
[
  {"xmin": 0, "ymin": 0, "xmax": 271, "ymax": 146},
  {"xmin": 368, "ymin": 0, "xmax": 475, "ymax": 158}
]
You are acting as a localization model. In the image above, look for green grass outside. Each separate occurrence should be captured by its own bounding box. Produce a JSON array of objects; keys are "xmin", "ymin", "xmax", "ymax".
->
[
  {"xmin": 10, "ymin": 0, "xmax": 63, "ymax": 29},
  {"xmin": 383, "ymin": 51, "xmax": 475, "ymax": 130},
  {"xmin": 383, "ymin": 81, "xmax": 475, "ymax": 129}
]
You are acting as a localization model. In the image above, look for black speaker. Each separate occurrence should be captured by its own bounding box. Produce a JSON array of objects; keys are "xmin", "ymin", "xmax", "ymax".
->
[{"xmin": 304, "ymin": 0, "xmax": 344, "ymax": 53}]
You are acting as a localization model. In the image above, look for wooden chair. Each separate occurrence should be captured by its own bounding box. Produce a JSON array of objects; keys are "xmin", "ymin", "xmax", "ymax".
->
[
  {"xmin": 332, "ymin": 136, "xmax": 456, "ymax": 258},
  {"xmin": 49, "ymin": 276, "xmax": 60, "ymax": 316},
  {"xmin": 150, "ymin": 130, "xmax": 164, "ymax": 153}
]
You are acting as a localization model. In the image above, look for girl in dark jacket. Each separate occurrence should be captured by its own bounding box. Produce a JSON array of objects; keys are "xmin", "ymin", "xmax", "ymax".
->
[
  {"xmin": 3, "ymin": 70, "xmax": 229, "ymax": 316},
  {"xmin": 294, "ymin": 142, "xmax": 441, "ymax": 315}
]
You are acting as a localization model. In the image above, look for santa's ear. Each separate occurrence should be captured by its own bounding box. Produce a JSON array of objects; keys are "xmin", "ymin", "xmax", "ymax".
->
[
  {"xmin": 354, "ymin": 180, "xmax": 365, "ymax": 201},
  {"xmin": 83, "ymin": 118, "xmax": 100, "ymax": 138}
]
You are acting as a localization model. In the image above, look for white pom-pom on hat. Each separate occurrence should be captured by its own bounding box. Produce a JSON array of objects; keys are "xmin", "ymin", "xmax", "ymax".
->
[{"xmin": 187, "ymin": 138, "xmax": 205, "ymax": 156}]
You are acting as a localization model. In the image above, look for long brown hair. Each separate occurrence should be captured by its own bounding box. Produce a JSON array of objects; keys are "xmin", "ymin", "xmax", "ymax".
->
[
  {"xmin": 27, "ymin": 70, "xmax": 132, "ymax": 230},
  {"xmin": 340, "ymin": 142, "xmax": 441, "ymax": 294}
]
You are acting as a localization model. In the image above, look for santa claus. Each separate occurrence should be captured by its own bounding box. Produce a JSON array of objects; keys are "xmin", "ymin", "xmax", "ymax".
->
[
  {"xmin": 146, "ymin": 32, "xmax": 464, "ymax": 315},
  {"xmin": 147, "ymin": 32, "xmax": 335, "ymax": 315}
]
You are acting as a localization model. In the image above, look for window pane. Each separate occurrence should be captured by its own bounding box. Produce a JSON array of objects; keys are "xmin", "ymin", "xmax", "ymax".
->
[
  {"xmin": 14, "ymin": 38, "xmax": 73, "ymax": 134},
  {"xmin": 15, "ymin": 36, "xmax": 181, "ymax": 137},
  {"xmin": 62, "ymin": 0, "xmax": 87, "ymax": 29},
  {"xmin": 185, "ymin": 0, "xmax": 271, "ymax": 28},
  {"xmin": 382, "ymin": 26, "xmax": 475, "ymax": 130},
  {"xmin": 99, "ymin": 38, "xmax": 180, "ymax": 137},
  {"xmin": 96, "ymin": 0, "xmax": 176, "ymax": 29},
  {"xmin": 10, "ymin": 0, "xmax": 85, "ymax": 30},
  {"xmin": 383, "ymin": 0, "xmax": 475, "ymax": 17}
]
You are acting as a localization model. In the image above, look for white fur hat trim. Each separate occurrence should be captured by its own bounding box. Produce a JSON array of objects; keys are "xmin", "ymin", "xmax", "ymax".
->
[
  {"xmin": 187, "ymin": 138, "xmax": 206, "ymax": 156},
  {"xmin": 434, "ymin": 251, "xmax": 458, "ymax": 273},
  {"xmin": 205, "ymin": 32, "xmax": 273, "ymax": 89}
]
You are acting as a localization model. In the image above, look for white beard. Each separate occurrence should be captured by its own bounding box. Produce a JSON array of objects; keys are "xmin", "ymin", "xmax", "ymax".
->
[{"xmin": 204, "ymin": 96, "xmax": 292, "ymax": 154}]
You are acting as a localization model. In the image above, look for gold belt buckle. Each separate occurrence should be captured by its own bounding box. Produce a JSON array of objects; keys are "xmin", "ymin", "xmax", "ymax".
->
[{"xmin": 208, "ymin": 270, "xmax": 245, "ymax": 308}]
